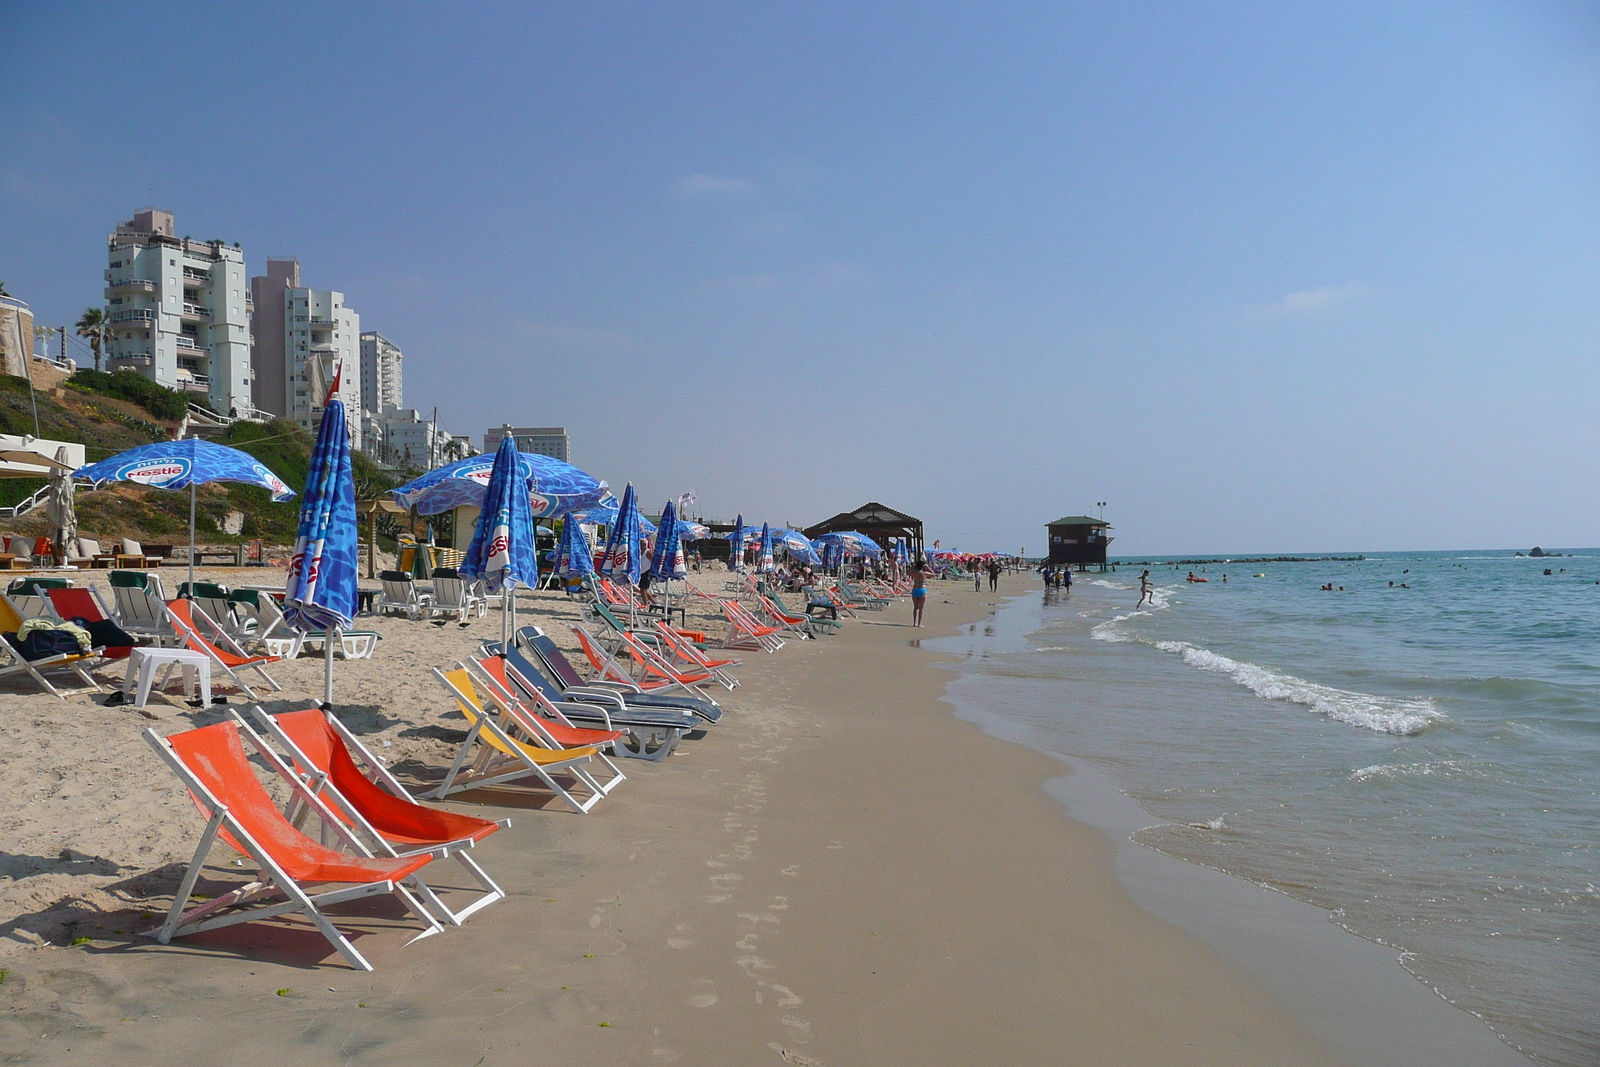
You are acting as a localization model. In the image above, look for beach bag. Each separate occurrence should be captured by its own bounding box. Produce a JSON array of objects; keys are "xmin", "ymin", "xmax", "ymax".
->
[{"xmin": 7, "ymin": 628, "xmax": 85, "ymax": 661}]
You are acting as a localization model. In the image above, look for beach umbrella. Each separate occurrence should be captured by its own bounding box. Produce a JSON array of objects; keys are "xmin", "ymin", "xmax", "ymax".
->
[
  {"xmin": 771, "ymin": 529, "xmax": 820, "ymax": 566},
  {"xmin": 727, "ymin": 514, "xmax": 745, "ymax": 572},
  {"xmin": 757, "ymin": 522, "xmax": 775, "ymax": 573},
  {"xmin": 76, "ymin": 438, "xmax": 294, "ymax": 589},
  {"xmin": 45, "ymin": 446, "xmax": 76, "ymax": 566},
  {"xmin": 676, "ymin": 519, "xmax": 711, "ymax": 541},
  {"xmin": 390, "ymin": 450, "xmax": 607, "ymax": 518},
  {"xmin": 552, "ymin": 514, "xmax": 595, "ymax": 583},
  {"xmin": 597, "ymin": 482, "xmax": 642, "ymax": 586},
  {"xmin": 648, "ymin": 500, "xmax": 687, "ymax": 583},
  {"xmin": 282, "ymin": 395, "xmax": 358, "ymax": 709},
  {"xmin": 461, "ymin": 435, "xmax": 540, "ymax": 647},
  {"xmin": 815, "ymin": 530, "xmax": 883, "ymax": 559}
]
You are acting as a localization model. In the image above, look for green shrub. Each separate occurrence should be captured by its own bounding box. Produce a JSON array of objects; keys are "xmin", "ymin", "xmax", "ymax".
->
[{"xmin": 66, "ymin": 370, "xmax": 190, "ymax": 422}]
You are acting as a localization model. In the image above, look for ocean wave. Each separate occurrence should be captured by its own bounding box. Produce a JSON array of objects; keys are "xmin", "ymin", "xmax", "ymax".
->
[
  {"xmin": 1349, "ymin": 760, "xmax": 1470, "ymax": 781},
  {"xmin": 1154, "ymin": 641, "xmax": 1443, "ymax": 735}
]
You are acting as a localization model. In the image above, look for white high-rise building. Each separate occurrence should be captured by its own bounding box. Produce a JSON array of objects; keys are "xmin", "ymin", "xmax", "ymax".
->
[
  {"xmin": 249, "ymin": 259, "xmax": 362, "ymax": 449},
  {"xmin": 359, "ymin": 332, "xmax": 403, "ymax": 415},
  {"xmin": 103, "ymin": 209, "xmax": 253, "ymax": 415},
  {"xmin": 483, "ymin": 425, "xmax": 569, "ymax": 462}
]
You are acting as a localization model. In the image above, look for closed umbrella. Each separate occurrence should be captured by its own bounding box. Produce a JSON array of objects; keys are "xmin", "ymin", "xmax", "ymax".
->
[
  {"xmin": 648, "ymin": 500, "xmax": 686, "ymax": 614},
  {"xmin": 597, "ymin": 483, "xmax": 642, "ymax": 586},
  {"xmin": 282, "ymin": 395, "xmax": 358, "ymax": 708},
  {"xmin": 727, "ymin": 514, "xmax": 745, "ymax": 572},
  {"xmin": 552, "ymin": 514, "xmax": 595, "ymax": 585},
  {"xmin": 461, "ymin": 435, "xmax": 540, "ymax": 648},
  {"xmin": 757, "ymin": 522, "xmax": 775, "ymax": 573},
  {"xmin": 75, "ymin": 438, "xmax": 294, "ymax": 589},
  {"xmin": 45, "ymin": 446, "xmax": 76, "ymax": 566}
]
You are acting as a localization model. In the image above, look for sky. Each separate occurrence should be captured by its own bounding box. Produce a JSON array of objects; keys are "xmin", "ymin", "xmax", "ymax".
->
[{"xmin": 4, "ymin": 1, "xmax": 1600, "ymax": 556}]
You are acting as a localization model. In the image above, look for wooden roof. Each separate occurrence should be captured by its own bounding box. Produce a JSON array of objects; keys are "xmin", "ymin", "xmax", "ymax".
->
[
  {"xmin": 1047, "ymin": 515, "xmax": 1111, "ymax": 528},
  {"xmin": 805, "ymin": 501, "xmax": 923, "ymax": 537}
]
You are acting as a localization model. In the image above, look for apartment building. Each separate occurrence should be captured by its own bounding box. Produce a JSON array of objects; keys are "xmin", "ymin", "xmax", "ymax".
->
[
  {"xmin": 250, "ymin": 258, "xmax": 363, "ymax": 449},
  {"xmin": 102, "ymin": 209, "xmax": 253, "ymax": 415},
  {"xmin": 359, "ymin": 331, "xmax": 403, "ymax": 415},
  {"xmin": 377, "ymin": 407, "xmax": 472, "ymax": 470},
  {"xmin": 483, "ymin": 424, "xmax": 569, "ymax": 461}
]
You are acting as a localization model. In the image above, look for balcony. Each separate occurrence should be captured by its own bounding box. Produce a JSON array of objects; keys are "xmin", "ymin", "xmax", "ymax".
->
[
  {"xmin": 109, "ymin": 308, "xmax": 155, "ymax": 324},
  {"xmin": 310, "ymin": 342, "xmax": 339, "ymax": 354},
  {"xmin": 308, "ymin": 318, "xmax": 337, "ymax": 331},
  {"xmin": 176, "ymin": 336, "xmax": 208, "ymax": 353},
  {"xmin": 181, "ymin": 302, "xmax": 212, "ymax": 321},
  {"xmin": 182, "ymin": 266, "xmax": 211, "ymax": 282},
  {"xmin": 108, "ymin": 278, "xmax": 157, "ymax": 293},
  {"xmin": 176, "ymin": 372, "xmax": 212, "ymax": 395},
  {"xmin": 108, "ymin": 354, "xmax": 154, "ymax": 370}
]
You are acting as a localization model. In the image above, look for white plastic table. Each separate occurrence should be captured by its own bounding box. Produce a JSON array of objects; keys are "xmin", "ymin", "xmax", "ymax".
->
[{"xmin": 123, "ymin": 647, "xmax": 212, "ymax": 709}]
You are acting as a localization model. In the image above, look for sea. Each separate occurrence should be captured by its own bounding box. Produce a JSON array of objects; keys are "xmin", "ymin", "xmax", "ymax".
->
[{"xmin": 927, "ymin": 551, "xmax": 1599, "ymax": 1067}]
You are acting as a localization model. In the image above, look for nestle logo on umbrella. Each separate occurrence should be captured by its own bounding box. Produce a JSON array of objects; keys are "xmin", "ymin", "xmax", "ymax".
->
[
  {"xmin": 488, "ymin": 533, "xmax": 510, "ymax": 556},
  {"xmin": 123, "ymin": 463, "xmax": 187, "ymax": 485}
]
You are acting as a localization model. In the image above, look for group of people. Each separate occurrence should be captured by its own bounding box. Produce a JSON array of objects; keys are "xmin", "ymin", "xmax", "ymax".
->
[{"xmin": 1037, "ymin": 564, "xmax": 1073, "ymax": 592}]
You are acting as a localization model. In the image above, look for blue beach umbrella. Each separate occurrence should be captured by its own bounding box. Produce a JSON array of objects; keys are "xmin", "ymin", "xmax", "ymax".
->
[
  {"xmin": 772, "ymin": 529, "xmax": 821, "ymax": 566},
  {"xmin": 77, "ymin": 437, "xmax": 295, "ymax": 589},
  {"xmin": 816, "ymin": 530, "xmax": 883, "ymax": 559},
  {"xmin": 727, "ymin": 514, "xmax": 745, "ymax": 572},
  {"xmin": 282, "ymin": 397, "xmax": 358, "ymax": 707},
  {"xmin": 648, "ymin": 500, "xmax": 686, "ymax": 584},
  {"xmin": 391, "ymin": 450, "xmax": 607, "ymax": 518},
  {"xmin": 758, "ymin": 522, "xmax": 775, "ymax": 573},
  {"xmin": 552, "ymin": 515, "xmax": 595, "ymax": 583},
  {"xmin": 461, "ymin": 435, "xmax": 540, "ymax": 645},
  {"xmin": 597, "ymin": 482, "xmax": 642, "ymax": 586}
]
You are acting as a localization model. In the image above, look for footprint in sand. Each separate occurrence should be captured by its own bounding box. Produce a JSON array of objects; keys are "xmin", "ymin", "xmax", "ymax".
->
[
  {"xmin": 767, "ymin": 1042, "xmax": 824, "ymax": 1065},
  {"xmin": 687, "ymin": 992, "xmax": 718, "ymax": 1008}
]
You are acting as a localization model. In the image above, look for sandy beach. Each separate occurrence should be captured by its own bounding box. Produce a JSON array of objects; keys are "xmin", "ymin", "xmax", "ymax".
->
[{"xmin": 0, "ymin": 566, "xmax": 1367, "ymax": 1066}]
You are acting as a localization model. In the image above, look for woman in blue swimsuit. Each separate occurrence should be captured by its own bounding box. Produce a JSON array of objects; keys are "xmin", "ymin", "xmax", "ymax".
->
[{"xmin": 910, "ymin": 558, "xmax": 931, "ymax": 627}]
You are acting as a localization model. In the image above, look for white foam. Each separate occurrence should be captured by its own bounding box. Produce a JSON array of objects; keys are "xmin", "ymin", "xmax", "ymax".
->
[
  {"xmin": 1349, "ymin": 760, "xmax": 1466, "ymax": 781},
  {"xmin": 1155, "ymin": 641, "xmax": 1442, "ymax": 736}
]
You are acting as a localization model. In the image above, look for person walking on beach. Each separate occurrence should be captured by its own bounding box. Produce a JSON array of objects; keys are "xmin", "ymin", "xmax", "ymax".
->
[
  {"xmin": 974, "ymin": 564, "xmax": 982, "ymax": 591},
  {"xmin": 988, "ymin": 559, "xmax": 1002, "ymax": 592},
  {"xmin": 910, "ymin": 557, "xmax": 931, "ymax": 627},
  {"xmin": 1137, "ymin": 569, "xmax": 1153, "ymax": 609}
]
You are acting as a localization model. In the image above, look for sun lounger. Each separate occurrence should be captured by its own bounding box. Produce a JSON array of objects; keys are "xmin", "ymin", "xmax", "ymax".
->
[
  {"xmin": 109, "ymin": 570, "xmax": 177, "ymax": 643},
  {"xmin": 428, "ymin": 667, "xmax": 606, "ymax": 812},
  {"xmin": 42, "ymin": 586, "xmax": 136, "ymax": 660},
  {"xmin": 719, "ymin": 599, "xmax": 786, "ymax": 652},
  {"xmin": 240, "ymin": 706, "xmax": 508, "ymax": 926},
  {"xmin": 429, "ymin": 569, "xmax": 484, "ymax": 622},
  {"xmin": 481, "ymin": 641, "xmax": 689, "ymax": 761},
  {"xmin": 164, "ymin": 598, "xmax": 282, "ymax": 697},
  {"xmin": 757, "ymin": 594, "xmax": 824, "ymax": 640},
  {"xmin": 143, "ymin": 720, "xmax": 443, "ymax": 971},
  {"xmin": 465, "ymin": 655, "xmax": 627, "ymax": 786},
  {"xmin": 652, "ymin": 621, "xmax": 740, "ymax": 689},
  {"xmin": 6, "ymin": 577, "xmax": 70, "ymax": 620},
  {"xmin": 375, "ymin": 571, "xmax": 433, "ymax": 620},
  {"xmin": 0, "ymin": 595, "xmax": 105, "ymax": 698},
  {"xmin": 520, "ymin": 625, "xmax": 721, "ymax": 723}
]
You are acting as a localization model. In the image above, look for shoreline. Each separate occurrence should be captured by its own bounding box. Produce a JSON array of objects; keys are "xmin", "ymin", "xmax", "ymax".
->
[
  {"xmin": 936, "ymin": 582, "xmax": 1530, "ymax": 1067},
  {"xmin": 0, "ymin": 570, "xmax": 1381, "ymax": 1064}
]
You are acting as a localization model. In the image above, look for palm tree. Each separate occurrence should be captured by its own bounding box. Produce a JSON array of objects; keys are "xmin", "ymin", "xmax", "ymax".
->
[{"xmin": 74, "ymin": 307, "xmax": 104, "ymax": 372}]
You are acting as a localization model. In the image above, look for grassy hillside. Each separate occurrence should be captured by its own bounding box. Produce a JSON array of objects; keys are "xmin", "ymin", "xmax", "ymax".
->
[{"xmin": 0, "ymin": 377, "xmax": 407, "ymax": 547}]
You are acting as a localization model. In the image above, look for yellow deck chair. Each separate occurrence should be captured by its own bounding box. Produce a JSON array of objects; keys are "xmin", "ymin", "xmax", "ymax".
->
[
  {"xmin": 428, "ymin": 666, "xmax": 605, "ymax": 813},
  {"xmin": 0, "ymin": 595, "xmax": 104, "ymax": 698}
]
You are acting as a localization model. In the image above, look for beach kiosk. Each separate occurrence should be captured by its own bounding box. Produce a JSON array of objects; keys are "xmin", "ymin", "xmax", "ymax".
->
[
  {"xmin": 804, "ymin": 502, "xmax": 925, "ymax": 561},
  {"xmin": 1046, "ymin": 516, "xmax": 1113, "ymax": 570}
]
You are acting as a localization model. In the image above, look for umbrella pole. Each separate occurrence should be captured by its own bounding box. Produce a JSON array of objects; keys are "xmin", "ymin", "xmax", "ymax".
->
[
  {"xmin": 322, "ymin": 627, "xmax": 337, "ymax": 710},
  {"xmin": 188, "ymin": 480, "xmax": 196, "ymax": 591}
]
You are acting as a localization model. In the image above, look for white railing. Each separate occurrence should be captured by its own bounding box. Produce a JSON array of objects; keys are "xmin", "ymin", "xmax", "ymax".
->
[
  {"xmin": 0, "ymin": 484, "xmax": 52, "ymax": 520},
  {"xmin": 110, "ymin": 308, "xmax": 154, "ymax": 324},
  {"xmin": 176, "ymin": 336, "xmax": 207, "ymax": 351},
  {"xmin": 182, "ymin": 302, "xmax": 211, "ymax": 317}
]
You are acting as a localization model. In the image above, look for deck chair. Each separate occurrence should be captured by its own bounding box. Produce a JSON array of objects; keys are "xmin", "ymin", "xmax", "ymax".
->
[
  {"xmin": 837, "ymin": 579, "xmax": 891, "ymax": 610},
  {"xmin": 483, "ymin": 642, "xmax": 688, "ymax": 761},
  {"xmin": 7, "ymin": 577, "xmax": 70, "ymax": 620},
  {"xmin": 227, "ymin": 590, "xmax": 303, "ymax": 658},
  {"xmin": 465, "ymin": 655, "xmax": 626, "ymax": 788},
  {"xmin": 0, "ymin": 595, "xmax": 105, "ymax": 698},
  {"xmin": 428, "ymin": 666, "xmax": 606, "ymax": 812},
  {"xmin": 110, "ymin": 570, "xmax": 177, "ymax": 643},
  {"xmin": 653, "ymin": 622, "xmax": 740, "ymax": 690},
  {"xmin": 42, "ymin": 586, "xmax": 137, "ymax": 661},
  {"xmin": 580, "ymin": 626, "xmax": 722, "ymax": 700},
  {"xmin": 719, "ymin": 599, "xmax": 786, "ymax": 653},
  {"xmin": 240, "ymin": 706, "xmax": 508, "ymax": 927},
  {"xmin": 375, "ymin": 571, "xmax": 433, "ymax": 620},
  {"xmin": 778, "ymin": 588, "xmax": 843, "ymax": 632},
  {"xmin": 142, "ymin": 721, "xmax": 443, "ymax": 971},
  {"xmin": 522, "ymin": 626, "xmax": 721, "ymax": 722},
  {"xmin": 430, "ymin": 571, "xmax": 484, "ymax": 622},
  {"xmin": 179, "ymin": 582, "xmax": 245, "ymax": 641},
  {"xmin": 164, "ymin": 598, "xmax": 282, "ymax": 697},
  {"xmin": 756, "ymin": 594, "xmax": 821, "ymax": 640}
]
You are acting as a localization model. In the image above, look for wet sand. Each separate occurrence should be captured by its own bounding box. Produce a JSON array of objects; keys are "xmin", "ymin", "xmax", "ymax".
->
[{"xmin": 0, "ymin": 571, "xmax": 1346, "ymax": 1065}]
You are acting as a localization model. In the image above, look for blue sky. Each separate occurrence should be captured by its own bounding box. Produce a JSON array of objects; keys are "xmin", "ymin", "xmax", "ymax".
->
[{"xmin": 4, "ymin": 2, "xmax": 1599, "ymax": 555}]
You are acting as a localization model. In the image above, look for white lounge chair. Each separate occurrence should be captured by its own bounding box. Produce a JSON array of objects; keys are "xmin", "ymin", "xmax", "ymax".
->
[
  {"xmin": 375, "ymin": 571, "xmax": 433, "ymax": 620},
  {"xmin": 109, "ymin": 571, "xmax": 176, "ymax": 644}
]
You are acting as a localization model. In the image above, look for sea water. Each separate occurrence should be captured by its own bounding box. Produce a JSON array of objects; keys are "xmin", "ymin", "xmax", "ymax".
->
[{"xmin": 928, "ymin": 552, "xmax": 1600, "ymax": 1067}]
